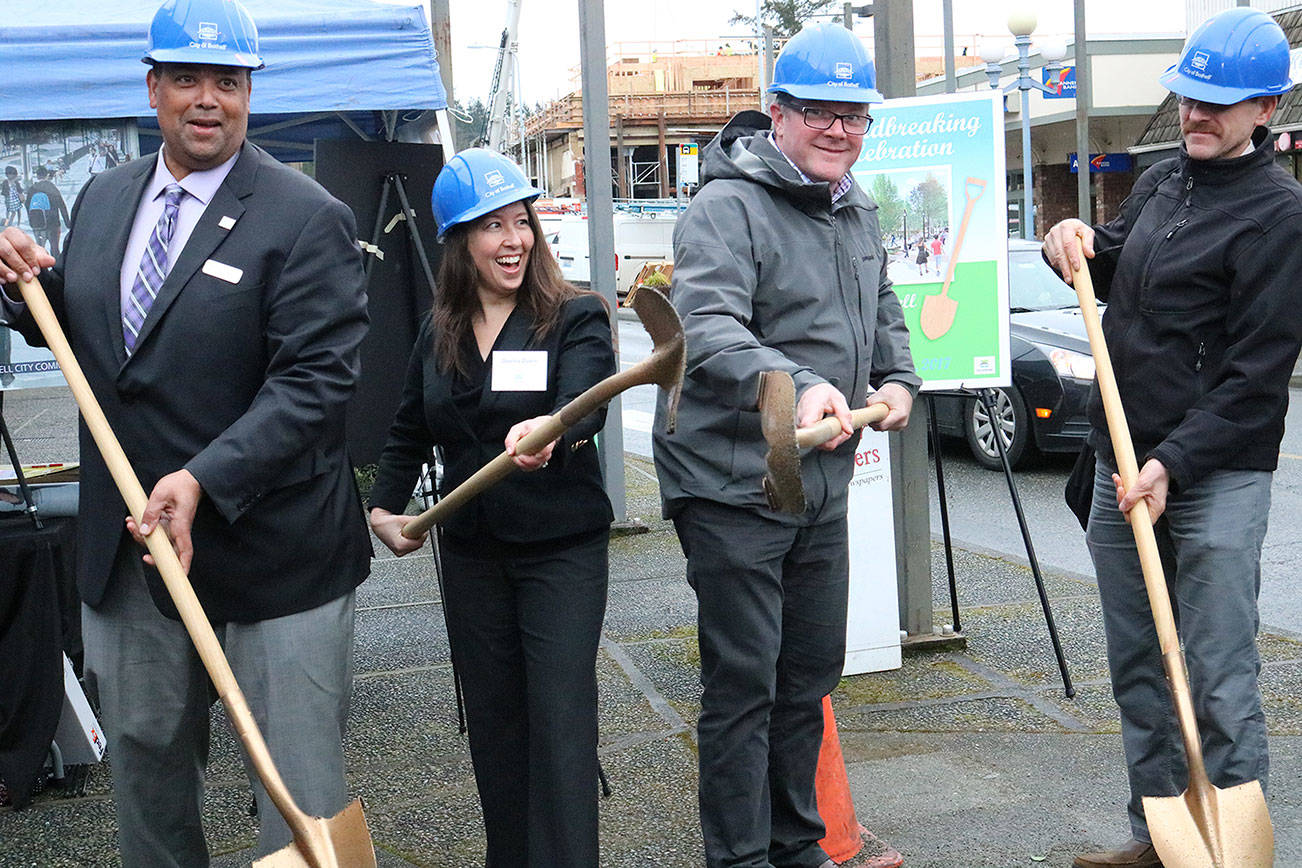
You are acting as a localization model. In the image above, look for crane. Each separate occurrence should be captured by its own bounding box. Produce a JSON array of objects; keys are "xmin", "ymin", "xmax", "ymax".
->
[{"xmin": 481, "ymin": 0, "xmax": 524, "ymax": 153}]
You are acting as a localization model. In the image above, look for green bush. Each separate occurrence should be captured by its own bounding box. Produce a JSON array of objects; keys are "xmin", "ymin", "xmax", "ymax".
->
[
  {"xmin": 642, "ymin": 270, "xmax": 671, "ymax": 289},
  {"xmin": 354, "ymin": 463, "xmax": 378, "ymax": 502}
]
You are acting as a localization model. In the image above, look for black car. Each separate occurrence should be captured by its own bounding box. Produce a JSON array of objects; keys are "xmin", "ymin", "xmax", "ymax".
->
[{"xmin": 929, "ymin": 239, "xmax": 1097, "ymax": 469}]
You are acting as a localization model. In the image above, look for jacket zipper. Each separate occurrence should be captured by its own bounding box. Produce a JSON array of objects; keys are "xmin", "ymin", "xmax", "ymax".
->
[
  {"xmin": 1195, "ymin": 341, "xmax": 1205, "ymax": 372},
  {"xmin": 1139, "ymin": 175, "xmax": 1193, "ymax": 291},
  {"xmin": 830, "ymin": 211, "xmax": 864, "ymax": 404},
  {"xmin": 851, "ymin": 254, "xmax": 869, "ymax": 344}
]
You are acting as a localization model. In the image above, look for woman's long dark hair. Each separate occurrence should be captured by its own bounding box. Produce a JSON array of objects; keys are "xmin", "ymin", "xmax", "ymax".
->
[{"xmin": 433, "ymin": 198, "xmax": 600, "ymax": 379}]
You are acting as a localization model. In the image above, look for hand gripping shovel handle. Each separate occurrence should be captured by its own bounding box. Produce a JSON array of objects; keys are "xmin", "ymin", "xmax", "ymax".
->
[
  {"xmin": 401, "ymin": 287, "xmax": 686, "ymax": 539},
  {"xmin": 794, "ymin": 403, "xmax": 890, "ymax": 450},
  {"xmin": 401, "ymin": 357, "xmax": 657, "ymax": 538},
  {"xmin": 1066, "ymin": 245, "xmax": 1221, "ymax": 824},
  {"xmin": 15, "ymin": 278, "xmax": 341, "ymax": 868}
]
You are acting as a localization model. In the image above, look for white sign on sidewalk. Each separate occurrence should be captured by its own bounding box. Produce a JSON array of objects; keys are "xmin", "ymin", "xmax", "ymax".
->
[{"xmin": 844, "ymin": 427, "xmax": 901, "ymax": 675}]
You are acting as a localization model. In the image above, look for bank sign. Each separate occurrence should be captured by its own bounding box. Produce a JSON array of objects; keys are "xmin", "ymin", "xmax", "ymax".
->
[
  {"xmin": 1042, "ymin": 66, "xmax": 1075, "ymax": 99},
  {"xmin": 852, "ymin": 90, "xmax": 1010, "ymax": 391},
  {"xmin": 1069, "ymin": 152, "xmax": 1134, "ymax": 174}
]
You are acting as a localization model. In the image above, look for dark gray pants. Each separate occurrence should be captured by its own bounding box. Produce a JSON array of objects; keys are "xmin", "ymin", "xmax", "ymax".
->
[
  {"xmin": 1087, "ymin": 460, "xmax": 1271, "ymax": 841},
  {"xmin": 440, "ymin": 531, "xmax": 608, "ymax": 868},
  {"xmin": 82, "ymin": 539, "xmax": 356, "ymax": 867},
  {"xmin": 674, "ymin": 499, "xmax": 849, "ymax": 868}
]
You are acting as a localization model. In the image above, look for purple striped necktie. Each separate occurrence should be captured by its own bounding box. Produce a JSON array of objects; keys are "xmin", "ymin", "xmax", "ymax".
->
[{"xmin": 123, "ymin": 183, "xmax": 185, "ymax": 355}]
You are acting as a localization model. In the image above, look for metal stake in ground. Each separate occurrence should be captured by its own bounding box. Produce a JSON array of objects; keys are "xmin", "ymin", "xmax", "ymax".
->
[
  {"xmin": 16, "ymin": 277, "xmax": 376, "ymax": 868},
  {"xmin": 1070, "ymin": 237, "xmax": 1273, "ymax": 868}
]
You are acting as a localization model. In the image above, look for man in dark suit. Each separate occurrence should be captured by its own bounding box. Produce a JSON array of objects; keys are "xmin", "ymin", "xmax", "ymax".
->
[{"xmin": 0, "ymin": 1, "xmax": 371, "ymax": 863}]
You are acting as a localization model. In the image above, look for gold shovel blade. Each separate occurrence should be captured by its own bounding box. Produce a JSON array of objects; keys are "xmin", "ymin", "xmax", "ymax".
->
[
  {"xmin": 919, "ymin": 292, "xmax": 958, "ymax": 341},
  {"xmin": 758, "ymin": 370, "xmax": 804, "ymax": 515},
  {"xmin": 252, "ymin": 799, "xmax": 377, "ymax": 868},
  {"xmin": 1144, "ymin": 780, "xmax": 1273, "ymax": 868}
]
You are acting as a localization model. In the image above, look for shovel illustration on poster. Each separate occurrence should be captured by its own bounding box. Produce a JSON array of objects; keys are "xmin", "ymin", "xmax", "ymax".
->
[{"xmin": 919, "ymin": 176, "xmax": 986, "ymax": 341}]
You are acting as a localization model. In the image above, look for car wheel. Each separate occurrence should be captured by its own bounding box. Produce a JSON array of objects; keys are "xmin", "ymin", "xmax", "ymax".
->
[{"xmin": 964, "ymin": 388, "xmax": 1031, "ymax": 470}]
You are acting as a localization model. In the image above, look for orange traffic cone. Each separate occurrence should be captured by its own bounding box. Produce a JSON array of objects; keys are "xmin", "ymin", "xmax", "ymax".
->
[
  {"xmin": 816, "ymin": 695, "xmax": 864, "ymax": 863},
  {"xmin": 815, "ymin": 695, "xmax": 904, "ymax": 867}
]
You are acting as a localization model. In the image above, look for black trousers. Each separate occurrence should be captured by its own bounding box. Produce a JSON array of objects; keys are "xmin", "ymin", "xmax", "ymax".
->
[
  {"xmin": 440, "ymin": 531, "xmax": 609, "ymax": 868},
  {"xmin": 674, "ymin": 499, "xmax": 849, "ymax": 868}
]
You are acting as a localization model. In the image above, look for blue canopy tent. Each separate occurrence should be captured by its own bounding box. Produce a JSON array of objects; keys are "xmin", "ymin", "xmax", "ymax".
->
[{"xmin": 0, "ymin": 0, "xmax": 449, "ymax": 162}]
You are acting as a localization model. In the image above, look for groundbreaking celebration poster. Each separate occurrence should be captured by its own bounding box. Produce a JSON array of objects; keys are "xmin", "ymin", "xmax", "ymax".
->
[{"xmin": 853, "ymin": 90, "xmax": 1011, "ymax": 391}]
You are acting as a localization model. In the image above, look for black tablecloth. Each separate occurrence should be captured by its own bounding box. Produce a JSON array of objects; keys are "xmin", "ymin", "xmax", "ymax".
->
[{"xmin": 0, "ymin": 516, "xmax": 77, "ymax": 809}]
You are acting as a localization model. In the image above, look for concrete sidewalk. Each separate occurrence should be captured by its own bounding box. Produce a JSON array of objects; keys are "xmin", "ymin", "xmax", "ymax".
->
[{"xmin": 2, "ymin": 440, "xmax": 1301, "ymax": 866}]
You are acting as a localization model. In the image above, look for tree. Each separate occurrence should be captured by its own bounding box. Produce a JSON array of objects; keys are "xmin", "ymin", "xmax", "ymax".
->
[
  {"xmin": 907, "ymin": 174, "xmax": 948, "ymax": 238},
  {"xmin": 730, "ymin": 0, "xmax": 838, "ymax": 39},
  {"xmin": 450, "ymin": 98, "xmax": 489, "ymax": 151},
  {"xmin": 869, "ymin": 174, "xmax": 905, "ymax": 238}
]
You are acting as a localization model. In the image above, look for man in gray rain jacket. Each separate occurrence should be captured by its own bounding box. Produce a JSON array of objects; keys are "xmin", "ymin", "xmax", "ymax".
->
[{"xmin": 653, "ymin": 23, "xmax": 919, "ymax": 868}]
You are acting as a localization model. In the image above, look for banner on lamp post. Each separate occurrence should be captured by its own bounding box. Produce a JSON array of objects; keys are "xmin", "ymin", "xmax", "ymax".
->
[{"xmin": 1042, "ymin": 66, "xmax": 1075, "ymax": 99}]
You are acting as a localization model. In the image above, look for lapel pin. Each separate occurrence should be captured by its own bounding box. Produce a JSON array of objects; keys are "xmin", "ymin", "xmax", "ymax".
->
[{"xmin": 218, "ymin": 215, "xmax": 237, "ymax": 230}]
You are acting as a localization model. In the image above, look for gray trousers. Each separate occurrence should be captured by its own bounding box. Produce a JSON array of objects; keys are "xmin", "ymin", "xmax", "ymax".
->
[
  {"xmin": 1086, "ymin": 459, "xmax": 1271, "ymax": 842},
  {"xmin": 674, "ymin": 499, "xmax": 849, "ymax": 868},
  {"xmin": 82, "ymin": 539, "xmax": 357, "ymax": 867}
]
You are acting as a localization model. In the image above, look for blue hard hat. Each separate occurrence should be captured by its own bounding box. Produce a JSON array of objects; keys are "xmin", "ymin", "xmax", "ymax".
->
[
  {"xmin": 431, "ymin": 149, "xmax": 543, "ymax": 240},
  {"xmin": 143, "ymin": 0, "xmax": 264, "ymax": 70},
  {"xmin": 1159, "ymin": 7, "xmax": 1292, "ymax": 104},
  {"xmin": 768, "ymin": 22, "xmax": 883, "ymax": 104}
]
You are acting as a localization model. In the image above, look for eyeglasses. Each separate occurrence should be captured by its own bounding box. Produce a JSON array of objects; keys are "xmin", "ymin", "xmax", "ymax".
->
[
  {"xmin": 789, "ymin": 104, "xmax": 874, "ymax": 135},
  {"xmin": 1177, "ymin": 96, "xmax": 1236, "ymax": 114}
]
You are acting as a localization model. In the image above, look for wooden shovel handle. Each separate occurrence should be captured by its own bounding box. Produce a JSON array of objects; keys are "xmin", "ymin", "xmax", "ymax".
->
[
  {"xmin": 937, "ymin": 177, "xmax": 987, "ymax": 299},
  {"xmin": 14, "ymin": 278, "xmax": 331, "ymax": 866},
  {"xmin": 794, "ymin": 403, "xmax": 890, "ymax": 449},
  {"xmin": 1067, "ymin": 241, "xmax": 1212, "ymax": 789},
  {"xmin": 401, "ymin": 337, "xmax": 679, "ymax": 539}
]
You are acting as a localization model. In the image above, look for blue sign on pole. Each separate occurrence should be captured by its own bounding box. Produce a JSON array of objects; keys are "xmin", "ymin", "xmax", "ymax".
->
[
  {"xmin": 1042, "ymin": 66, "xmax": 1075, "ymax": 99},
  {"xmin": 1069, "ymin": 153, "xmax": 1135, "ymax": 174}
]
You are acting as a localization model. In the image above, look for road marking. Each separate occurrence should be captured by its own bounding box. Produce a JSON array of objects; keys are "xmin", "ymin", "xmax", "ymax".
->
[{"xmin": 1281, "ymin": 452, "xmax": 1302, "ymax": 461}]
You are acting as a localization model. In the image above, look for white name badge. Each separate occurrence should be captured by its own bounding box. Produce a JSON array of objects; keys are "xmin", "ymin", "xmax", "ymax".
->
[
  {"xmin": 202, "ymin": 259, "xmax": 244, "ymax": 284},
  {"xmin": 491, "ymin": 350, "xmax": 548, "ymax": 391}
]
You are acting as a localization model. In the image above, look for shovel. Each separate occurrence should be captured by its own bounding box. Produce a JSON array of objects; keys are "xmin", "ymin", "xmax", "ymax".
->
[
  {"xmin": 402, "ymin": 285, "xmax": 685, "ymax": 538},
  {"xmin": 1068, "ymin": 240, "xmax": 1273, "ymax": 868},
  {"xmin": 15, "ymin": 277, "xmax": 375, "ymax": 868},
  {"xmin": 919, "ymin": 176, "xmax": 986, "ymax": 341},
  {"xmin": 758, "ymin": 370, "xmax": 889, "ymax": 514}
]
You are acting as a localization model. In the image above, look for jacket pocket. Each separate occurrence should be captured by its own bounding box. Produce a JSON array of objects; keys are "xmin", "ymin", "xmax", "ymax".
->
[{"xmin": 726, "ymin": 408, "xmax": 764, "ymax": 491}]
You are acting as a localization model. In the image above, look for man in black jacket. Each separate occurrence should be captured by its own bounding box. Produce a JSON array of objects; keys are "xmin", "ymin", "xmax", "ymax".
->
[{"xmin": 1044, "ymin": 8, "xmax": 1302, "ymax": 868}]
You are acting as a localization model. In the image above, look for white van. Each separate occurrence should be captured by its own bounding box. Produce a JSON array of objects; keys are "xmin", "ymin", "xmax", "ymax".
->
[{"xmin": 554, "ymin": 211, "xmax": 677, "ymax": 298}]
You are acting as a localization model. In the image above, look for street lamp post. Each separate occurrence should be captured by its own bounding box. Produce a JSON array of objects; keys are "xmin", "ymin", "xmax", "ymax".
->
[{"xmin": 981, "ymin": 10, "xmax": 1066, "ymax": 240}]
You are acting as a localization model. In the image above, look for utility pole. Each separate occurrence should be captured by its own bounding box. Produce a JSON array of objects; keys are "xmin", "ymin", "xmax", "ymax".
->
[
  {"xmin": 577, "ymin": 0, "xmax": 628, "ymax": 522},
  {"xmin": 853, "ymin": 1, "xmax": 932, "ymax": 643},
  {"xmin": 943, "ymin": 0, "xmax": 956, "ymax": 93},
  {"xmin": 1074, "ymin": 0, "xmax": 1091, "ymax": 221},
  {"xmin": 871, "ymin": 0, "xmax": 916, "ymax": 99},
  {"xmin": 430, "ymin": 0, "xmax": 453, "ymax": 110}
]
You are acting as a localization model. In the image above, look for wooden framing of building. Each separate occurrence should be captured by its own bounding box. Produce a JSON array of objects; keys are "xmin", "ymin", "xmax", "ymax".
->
[{"xmin": 520, "ymin": 51, "xmax": 761, "ymax": 198}]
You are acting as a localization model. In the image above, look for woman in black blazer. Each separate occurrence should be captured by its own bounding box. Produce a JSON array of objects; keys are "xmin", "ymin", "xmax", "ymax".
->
[{"xmin": 368, "ymin": 149, "xmax": 615, "ymax": 867}]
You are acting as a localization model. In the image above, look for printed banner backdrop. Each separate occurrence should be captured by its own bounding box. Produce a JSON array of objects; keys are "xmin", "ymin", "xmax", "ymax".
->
[
  {"xmin": 852, "ymin": 90, "xmax": 1010, "ymax": 391},
  {"xmin": 1, "ymin": 120, "xmax": 138, "ymax": 390}
]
